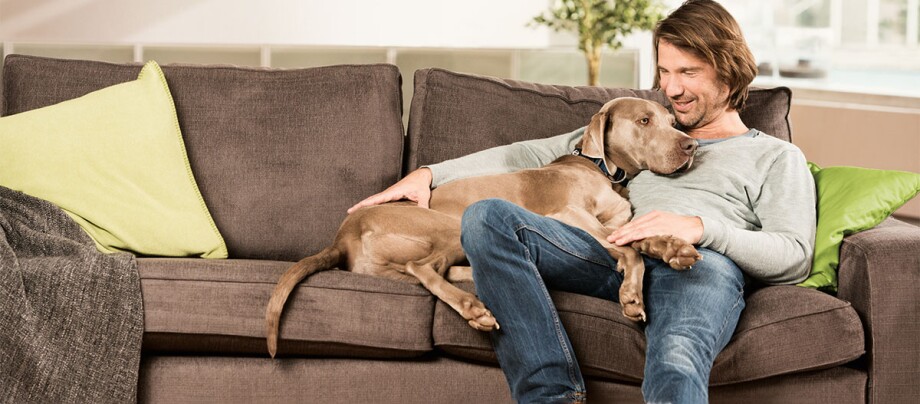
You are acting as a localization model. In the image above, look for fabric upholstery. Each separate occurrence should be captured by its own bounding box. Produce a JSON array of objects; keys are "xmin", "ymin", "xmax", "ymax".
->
[
  {"xmin": 405, "ymin": 68, "xmax": 792, "ymax": 171},
  {"xmin": 137, "ymin": 355, "xmax": 865, "ymax": 404},
  {"xmin": 433, "ymin": 283, "xmax": 863, "ymax": 384},
  {"xmin": 2, "ymin": 55, "xmax": 405, "ymax": 261},
  {"xmin": 138, "ymin": 258, "xmax": 433, "ymax": 358},
  {"xmin": 139, "ymin": 356, "xmax": 515, "ymax": 404},
  {"xmin": 837, "ymin": 217, "xmax": 920, "ymax": 404},
  {"xmin": 709, "ymin": 366, "xmax": 866, "ymax": 404}
]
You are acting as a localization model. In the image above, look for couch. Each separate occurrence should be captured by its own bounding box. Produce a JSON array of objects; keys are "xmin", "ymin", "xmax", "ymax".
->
[{"xmin": 2, "ymin": 54, "xmax": 918, "ymax": 404}]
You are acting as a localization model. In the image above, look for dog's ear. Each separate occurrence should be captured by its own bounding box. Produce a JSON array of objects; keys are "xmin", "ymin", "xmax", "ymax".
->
[{"xmin": 581, "ymin": 109, "xmax": 609, "ymax": 161}]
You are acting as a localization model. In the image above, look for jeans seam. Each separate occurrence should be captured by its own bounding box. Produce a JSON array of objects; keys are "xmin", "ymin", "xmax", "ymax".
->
[
  {"xmin": 518, "ymin": 226, "xmax": 585, "ymax": 395},
  {"xmin": 715, "ymin": 286, "xmax": 745, "ymax": 345},
  {"xmin": 514, "ymin": 223, "xmax": 612, "ymax": 268}
]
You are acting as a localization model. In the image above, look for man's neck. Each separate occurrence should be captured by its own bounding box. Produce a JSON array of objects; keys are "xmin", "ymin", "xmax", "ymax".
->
[{"xmin": 687, "ymin": 110, "xmax": 749, "ymax": 140}]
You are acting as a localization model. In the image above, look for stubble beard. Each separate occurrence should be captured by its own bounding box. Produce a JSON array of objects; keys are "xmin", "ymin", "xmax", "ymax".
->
[{"xmin": 674, "ymin": 96, "xmax": 729, "ymax": 130}]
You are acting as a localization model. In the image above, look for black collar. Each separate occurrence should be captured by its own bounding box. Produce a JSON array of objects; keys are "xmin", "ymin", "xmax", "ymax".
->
[{"xmin": 572, "ymin": 148, "xmax": 628, "ymax": 185}]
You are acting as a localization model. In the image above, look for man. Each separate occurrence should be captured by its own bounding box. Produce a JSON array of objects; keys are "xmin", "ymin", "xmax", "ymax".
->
[{"xmin": 349, "ymin": 1, "xmax": 816, "ymax": 402}]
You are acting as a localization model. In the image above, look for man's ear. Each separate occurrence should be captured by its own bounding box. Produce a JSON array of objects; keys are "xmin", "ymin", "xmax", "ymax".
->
[{"xmin": 581, "ymin": 110, "xmax": 608, "ymax": 160}]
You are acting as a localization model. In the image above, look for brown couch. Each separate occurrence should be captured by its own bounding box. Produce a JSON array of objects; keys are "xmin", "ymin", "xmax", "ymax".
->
[{"xmin": 2, "ymin": 54, "xmax": 918, "ymax": 404}]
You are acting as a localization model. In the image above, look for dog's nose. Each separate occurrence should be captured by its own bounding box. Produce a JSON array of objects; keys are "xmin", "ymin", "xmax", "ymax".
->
[{"xmin": 680, "ymin": 137, "xmax": 698, "ymax": 156}]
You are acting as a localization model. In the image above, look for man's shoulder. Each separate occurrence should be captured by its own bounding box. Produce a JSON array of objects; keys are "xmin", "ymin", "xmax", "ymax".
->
[{"xmin": 748, "ymin": 129, "xmax": 804, "ymax": 155}]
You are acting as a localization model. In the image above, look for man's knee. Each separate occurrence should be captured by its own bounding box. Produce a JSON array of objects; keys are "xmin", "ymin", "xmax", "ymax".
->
[
  {"xmin": 461, "ymin": 199, "xmax": 518, "ymax": 250},
  {"xmin": 692, "ymin": 248, "xmax": 745, "ymax": 285},
  {"xmin": 461, "ymin": 199, "xmax": 519, "ymax": 233}
]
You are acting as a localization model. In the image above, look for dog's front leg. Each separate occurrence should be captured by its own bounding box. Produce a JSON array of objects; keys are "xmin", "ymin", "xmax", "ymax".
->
[
  {"xmin": 547, "ymin": 206, "xmax": 647, "ymax": 322},
  {"xmin": 631, "ymin": 235, "xmax": 702, "ymax": 270},
  {"xmin": 611, "ymin": 247, "xmax": 647, "ymax": 323}
]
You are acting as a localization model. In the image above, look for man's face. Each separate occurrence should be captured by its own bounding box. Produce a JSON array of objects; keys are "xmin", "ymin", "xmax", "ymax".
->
[{"xmin": 656, "ymin": 39, "xmax": 731, "ymax": 130}]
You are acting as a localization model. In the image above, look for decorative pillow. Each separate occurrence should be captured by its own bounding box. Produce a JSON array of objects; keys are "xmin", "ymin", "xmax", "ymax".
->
[
  {"xmin": 0, "ymin": 61, "xmax": 227, "ymax": 258},
  {"xmin": 799, "ymin": 162, "xmax": 920, "ymax": 292}
]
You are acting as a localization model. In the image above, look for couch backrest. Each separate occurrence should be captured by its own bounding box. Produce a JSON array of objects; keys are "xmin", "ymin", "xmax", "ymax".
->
[
  {"xmin": 405, "ymin": 68, "xmax": 792, "ymax": 171},
  {"xmin": 2, "ymin": 55, "xmax": 405, "ymax": 261}
]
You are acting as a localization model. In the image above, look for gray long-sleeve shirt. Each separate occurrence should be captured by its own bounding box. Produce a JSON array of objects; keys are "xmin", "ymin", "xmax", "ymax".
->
[{"xmin": 427, "ymin": 127, "xmax": 816, "ymax": 285}]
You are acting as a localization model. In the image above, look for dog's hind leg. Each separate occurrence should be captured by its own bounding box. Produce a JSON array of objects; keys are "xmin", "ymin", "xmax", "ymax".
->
[
  {"xmin": 445, "ymin": 266, "xmax": 473, "ymax": 282},
  {"xmin": 404, "ymin": 252, "xmax": 499, "ymax": 332}
]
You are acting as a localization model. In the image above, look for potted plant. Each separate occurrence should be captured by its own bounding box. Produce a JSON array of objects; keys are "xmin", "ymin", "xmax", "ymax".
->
[{"xmin": 532, "ymin": 0, "xmax": 665, "ymax": 86}]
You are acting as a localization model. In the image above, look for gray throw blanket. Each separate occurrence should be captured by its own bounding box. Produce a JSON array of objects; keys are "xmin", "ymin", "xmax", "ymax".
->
[{"xmin": 0, "ymin": 186, "xmax": 143, "ymax": 403}]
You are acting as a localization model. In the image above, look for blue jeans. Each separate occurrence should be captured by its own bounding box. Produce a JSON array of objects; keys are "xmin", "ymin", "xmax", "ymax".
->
[{"xmin": 461, "ymin": 199, "xmax": 746, "ymax": 404}]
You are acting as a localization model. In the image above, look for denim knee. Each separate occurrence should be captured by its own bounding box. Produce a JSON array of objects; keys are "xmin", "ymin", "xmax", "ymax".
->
[{"xmin": 460, "ymin": 199, "xmax": 517, "ymax": 250}]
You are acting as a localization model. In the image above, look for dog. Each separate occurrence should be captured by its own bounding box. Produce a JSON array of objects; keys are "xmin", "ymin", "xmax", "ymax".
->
[{"xmin": 264, "ymin": 97, "xmax": 702, "ymax": 358}]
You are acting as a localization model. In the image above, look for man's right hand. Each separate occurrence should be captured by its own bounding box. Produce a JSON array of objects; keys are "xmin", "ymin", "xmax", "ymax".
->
[{"xmin": 347, "ymin": 168, "xmax": 433, "ymax": 214}]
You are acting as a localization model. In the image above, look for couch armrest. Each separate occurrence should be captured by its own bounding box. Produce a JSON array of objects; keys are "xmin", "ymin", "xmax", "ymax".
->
[{"xmin": 836, "ymin": 217, "xmax": 920, "ymax": 404}]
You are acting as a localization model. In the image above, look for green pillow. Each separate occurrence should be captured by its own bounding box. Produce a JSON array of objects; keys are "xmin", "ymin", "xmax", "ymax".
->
[
  {"xmin": 799, "ymin": 162, "xmax": 920, "ymax": 292},
  {"xmin": 0, "ymin": 61, "xmax": 227, "ymax": 258}
]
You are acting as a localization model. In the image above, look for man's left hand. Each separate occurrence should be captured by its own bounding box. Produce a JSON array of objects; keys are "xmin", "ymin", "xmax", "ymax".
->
[{"xmin": 607, "ymin": 210, "xmax": 704, "ymax": 246}]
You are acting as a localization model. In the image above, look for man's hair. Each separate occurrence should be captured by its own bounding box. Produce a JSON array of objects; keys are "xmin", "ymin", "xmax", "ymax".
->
[{"xmin": 653, "ymin": 0, "xmax": 758, "ymax": 111}]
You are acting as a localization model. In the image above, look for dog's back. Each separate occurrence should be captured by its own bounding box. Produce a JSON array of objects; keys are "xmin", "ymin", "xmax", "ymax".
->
[{"xmin": 429, "ymin": 154, "xmax": 631, "ymax": 228}]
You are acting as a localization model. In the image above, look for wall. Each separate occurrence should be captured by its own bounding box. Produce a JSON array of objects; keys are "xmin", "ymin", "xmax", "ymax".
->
[
  {"xmin": 0, "ymin": 0, "xmax": 553, "ymax": 48},
  {"xmin": 0, "ymin": 0, "xmax": 661, "ymax": 86},
  {"xmin": 790, "ymin": 97, "xmax": 920, "ymax": 219}
]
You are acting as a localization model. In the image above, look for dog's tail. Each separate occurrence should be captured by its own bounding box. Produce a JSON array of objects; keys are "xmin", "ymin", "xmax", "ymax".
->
[{"xmin": 265, "ymin": 246, "xmax": 343, "ymax": 358}]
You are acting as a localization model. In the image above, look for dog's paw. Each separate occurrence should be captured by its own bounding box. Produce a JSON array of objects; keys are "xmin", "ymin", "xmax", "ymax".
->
[
  {"xmin": 460, "ymin": 296, "xmax": 500, "ymax": 332},
  {"xmin": 633, "ymin": 236, "xmax": 702, "ymax": 271},
  {"xmin": 665, "ymin": 241, "xmax": 702, "ymax": 271},
  {"xmin": 619, "ymin": 284, "xmax": 646, "ymax": 323}
]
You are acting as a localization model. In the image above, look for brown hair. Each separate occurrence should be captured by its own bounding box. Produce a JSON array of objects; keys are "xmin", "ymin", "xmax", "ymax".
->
[{"xmin": 653, "ymin": 0, "xmax": 758, "ymax": 111}]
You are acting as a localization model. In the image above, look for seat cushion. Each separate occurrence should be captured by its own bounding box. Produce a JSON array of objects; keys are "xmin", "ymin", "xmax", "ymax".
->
[
  {"xmin": 2, "ymin": 55, "xmax": 405, "ymax": 262},
  {"xmin": 139, "ymin": 258, "xmax": 434, "ymax": 358},
  {"xmin": 406, "ymin": 68, "xmax": 792, "ymax": 172},
  {"xmin": 433, "ymin": 283, "xmax": 864, "ymax": 384}
]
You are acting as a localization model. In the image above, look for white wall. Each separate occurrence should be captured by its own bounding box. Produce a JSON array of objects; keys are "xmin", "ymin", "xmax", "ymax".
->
[{"xmin": 0, "ymin": 0, "xmax": 558, "ymax": 48}]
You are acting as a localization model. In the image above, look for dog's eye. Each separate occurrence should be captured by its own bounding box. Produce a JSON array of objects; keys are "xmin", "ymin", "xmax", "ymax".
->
[{"xmin": 638, "ymin": 117, "xmax": 650, "ymax": 125}]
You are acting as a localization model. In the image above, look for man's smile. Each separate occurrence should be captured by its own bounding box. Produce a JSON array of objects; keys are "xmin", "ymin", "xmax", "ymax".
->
[{"xmin": 671, "ymin": 98, "xmax": 695, "ymax": 113}]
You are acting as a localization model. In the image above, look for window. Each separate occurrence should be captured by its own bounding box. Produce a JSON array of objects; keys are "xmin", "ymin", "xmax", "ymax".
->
[{"xmin": 668, "ymin": 0, "xmax": 920, "ymax": 98}]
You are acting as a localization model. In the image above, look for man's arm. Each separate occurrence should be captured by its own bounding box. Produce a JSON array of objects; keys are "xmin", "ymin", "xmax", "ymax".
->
[
  {"xmin": 348, "ymin": 127, "xmax": 583, "ymax": 212},
  {"xmin": 608, "ymin": 149, "xmax": 816, "ymax": 285},
  {"xmin": 698, "ymin": 150, "xmax": 816, "ymax": 284},
  {"xmin": 428, "ymin": 127, "xmax": 584, "ymax": 187}
]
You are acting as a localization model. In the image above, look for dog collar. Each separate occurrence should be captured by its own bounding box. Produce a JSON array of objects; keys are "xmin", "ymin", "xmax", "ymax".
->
[{"xmin": 572, "ymin": 148, "xmax": 628, "ymax": 185}]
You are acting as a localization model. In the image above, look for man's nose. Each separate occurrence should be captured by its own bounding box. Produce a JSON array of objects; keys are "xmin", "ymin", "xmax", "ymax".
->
[{"xmin": 662, "ymin": 76, "xmax": 683, "ymax": 98}]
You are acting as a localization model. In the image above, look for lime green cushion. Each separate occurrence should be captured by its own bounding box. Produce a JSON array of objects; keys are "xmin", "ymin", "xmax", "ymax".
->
[
  {"xmin": 0, "ymin": 61, "xmax": 227, "ymax": 258},
  {"xmin": 799, "ymin": 162, "xmax": 920, "ymax": 292}
]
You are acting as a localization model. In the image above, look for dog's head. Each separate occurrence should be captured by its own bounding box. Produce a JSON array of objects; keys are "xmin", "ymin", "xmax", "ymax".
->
[{"xmin": 580, "ymin": 97, "xmax": 697, "ymax": 178}]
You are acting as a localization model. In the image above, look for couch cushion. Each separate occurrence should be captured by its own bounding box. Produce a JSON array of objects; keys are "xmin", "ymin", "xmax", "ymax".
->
[
  {"xmin": 0, "ymin": 60, "xmax": 226, "ymax": 259},
  {"xmin": 433, "ymin": 283, "xmax": 864, "ymax": 384},
  {"xmin": 2, "ymin": 55, "xmax": 405, "ymax": 261},
  {"xmin": 405, "ymin": 68, "xmax": 792, "ymax": 171},
  {"xmin": 138, "ymin": 258, "xmax": 434, "ymax": 358},
  {"xmin": 800, "ymin": 163, "xmax": 920, "ymax": 292}
]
